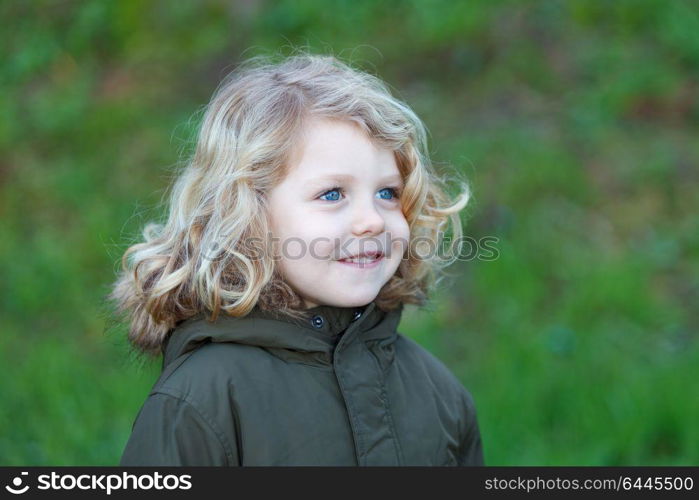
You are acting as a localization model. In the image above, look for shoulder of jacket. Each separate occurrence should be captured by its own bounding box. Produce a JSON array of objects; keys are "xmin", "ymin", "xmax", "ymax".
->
[
  {"xmin": 395, "ymin": 333, "xmax": 474, "ymax": 400},
  {"xmin": 153, "ymin": 342, "xmax": 268, "ymax": 399},
  {"xmin": 395, "ymin": 334, "xmax": 480, "ymax": 436}
]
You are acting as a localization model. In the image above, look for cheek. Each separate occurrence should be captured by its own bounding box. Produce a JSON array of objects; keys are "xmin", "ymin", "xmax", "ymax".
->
[
  {"xmin": 270, "ymin": 216, "xmax": 301, "ymax": 265},
  {"xmin": 307, "ymin": 237, "xmax": 335, "ymax": 259},
  {"xmin": 388, "ymin": 215, "xmax": 411, "ymax": 257},
  {"xmin": 269, "ymin": 204, "xmax": 309, "ymax": 244},
  {"xmin": 272, "ymin": 212, "xmax": 338, "ymax": 261}
]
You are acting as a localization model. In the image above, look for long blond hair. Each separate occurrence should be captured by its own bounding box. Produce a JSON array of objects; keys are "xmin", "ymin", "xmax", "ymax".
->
[{"xmin": 109, "ymin": 50, "xmax": 470, "ymax": 356}]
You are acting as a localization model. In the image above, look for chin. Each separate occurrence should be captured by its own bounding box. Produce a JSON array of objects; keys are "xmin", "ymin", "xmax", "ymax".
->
[{"xmin": 325, "ymin": 292, "xmax": 380, "ymax": 308}]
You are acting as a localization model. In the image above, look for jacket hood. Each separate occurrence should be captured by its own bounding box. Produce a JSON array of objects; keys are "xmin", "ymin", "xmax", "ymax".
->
[{"xmin": 161, "ymin": 300, "xmax": 404, "ymax": 368}]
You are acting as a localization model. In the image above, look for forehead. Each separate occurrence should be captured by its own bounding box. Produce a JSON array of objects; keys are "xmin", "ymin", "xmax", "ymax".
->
[{"xmin": 286, "ymin": 117, "xmax": 399, "ymax": 181}]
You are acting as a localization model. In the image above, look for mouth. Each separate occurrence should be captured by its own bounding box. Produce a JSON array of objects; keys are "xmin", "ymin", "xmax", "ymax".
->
[{"xmin": 337, "ymin": 251, "xmax": 384, "ymax": 269}]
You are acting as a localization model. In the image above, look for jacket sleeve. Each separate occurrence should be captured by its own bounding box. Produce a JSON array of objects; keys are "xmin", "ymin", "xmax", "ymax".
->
[
  {"xmin": 119, "ymin": 391, "xmax": 239, "ymax": 466},
  {"xmin": 457, "ymin": 389, "xmax": 485, "ymax": 465}
]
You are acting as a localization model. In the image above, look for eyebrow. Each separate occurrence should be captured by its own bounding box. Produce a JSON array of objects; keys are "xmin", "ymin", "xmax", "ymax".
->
[{"xmin": 309, "ymin": 173, "xmax": 404, "ymax": 185}]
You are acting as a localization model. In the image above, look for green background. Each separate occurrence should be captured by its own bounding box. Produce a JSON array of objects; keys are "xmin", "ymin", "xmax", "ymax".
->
[{"xmin": 1, "ymin": 0, "xmax": 697, "ymax": 465}]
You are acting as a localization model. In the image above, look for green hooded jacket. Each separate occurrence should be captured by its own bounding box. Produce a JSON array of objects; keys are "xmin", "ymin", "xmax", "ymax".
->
[{"xmin": 119, "ymin": 300, "xmax": 484, "ymax": 466}]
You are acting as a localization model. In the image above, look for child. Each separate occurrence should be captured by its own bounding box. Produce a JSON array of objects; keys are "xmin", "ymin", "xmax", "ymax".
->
[{"xmin": 111, "ymin": 51, "xmax": 484, "ymax": 466}]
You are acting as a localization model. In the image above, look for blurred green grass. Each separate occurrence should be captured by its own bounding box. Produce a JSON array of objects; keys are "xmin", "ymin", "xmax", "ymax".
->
[{"xmin": 1, "ymin": 0, "xmax": 697, "ymax": 465}]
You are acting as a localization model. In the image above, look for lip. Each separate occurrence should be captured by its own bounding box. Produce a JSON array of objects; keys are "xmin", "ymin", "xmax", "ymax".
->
[{"xmin": 337, "ymin": 254, "xmax": 384, "ymax": 269}]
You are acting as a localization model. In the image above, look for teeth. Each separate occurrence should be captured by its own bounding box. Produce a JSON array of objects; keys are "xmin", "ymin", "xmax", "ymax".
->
[{"xmin": 342, "ymin": 256, "xmax": 379, "ymax": 263}]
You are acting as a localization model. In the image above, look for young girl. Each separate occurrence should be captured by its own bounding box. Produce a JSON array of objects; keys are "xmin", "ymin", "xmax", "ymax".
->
[{"xmin": 111, "ymin": 51, "xmax": 484, "ymax": 466}]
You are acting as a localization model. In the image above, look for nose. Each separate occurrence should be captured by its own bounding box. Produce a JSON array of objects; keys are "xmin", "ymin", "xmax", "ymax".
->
[{"xmin": 350, "ymin": 197, "xmax": 385, "ymax": 236}]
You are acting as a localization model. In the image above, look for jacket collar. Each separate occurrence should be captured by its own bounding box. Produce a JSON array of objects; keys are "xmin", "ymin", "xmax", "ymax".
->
[{"xmin": 162, "ymin": 300, "xmax": 403, "ymax": 368}]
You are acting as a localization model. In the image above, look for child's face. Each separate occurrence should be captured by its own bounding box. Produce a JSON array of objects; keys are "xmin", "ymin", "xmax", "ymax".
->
[{"xmin": 267, "ymin": 117, "xmax": 410, "ymax": 309}]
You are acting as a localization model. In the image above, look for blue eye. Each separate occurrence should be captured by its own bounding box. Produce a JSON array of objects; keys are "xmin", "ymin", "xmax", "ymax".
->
[
  {"xmin": 319, "ymin": 187, "xmax": 342, "ymax": 201},
  {"xmin": 378, "ymin": 187, "xmax": 400, "ymax": 200}
]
